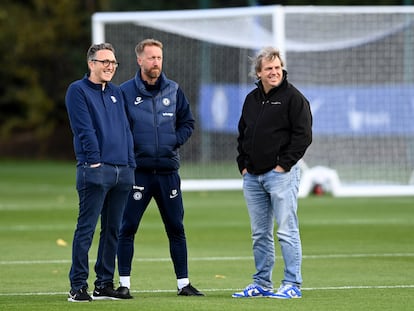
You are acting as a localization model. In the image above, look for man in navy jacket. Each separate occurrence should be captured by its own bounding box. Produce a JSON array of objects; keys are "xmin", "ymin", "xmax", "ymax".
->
[
  {"xmin": 117, "ymin": 38, "xmax": 203, "ymax": 297},
  {"xmin": 65, "ymin": 43, "xmax": 135, "ymax": 302}
]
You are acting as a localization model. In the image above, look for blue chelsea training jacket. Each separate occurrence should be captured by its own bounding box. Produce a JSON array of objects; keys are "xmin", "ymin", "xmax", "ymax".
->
[
  {"xmin": 65, "ymin": 75, "xmax": 135, "ymax": 167},
  {"xmin": 120, "ymin": 72, "xmax": 194, "ymax": 172}
]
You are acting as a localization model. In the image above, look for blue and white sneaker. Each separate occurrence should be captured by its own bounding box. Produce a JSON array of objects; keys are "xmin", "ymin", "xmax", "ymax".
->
[
  {"xmin": 232, "ymin": 284, "xmax": 276, "ymax": 298},
  {"xmin": 272, "ymin": 284, "xmax": 302, "ymax": 299}
]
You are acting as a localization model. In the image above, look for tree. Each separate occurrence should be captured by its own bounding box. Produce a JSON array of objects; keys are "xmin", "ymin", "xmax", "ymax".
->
[
  {"xmin": 0, "ymin": 0, "xmax": 107, "ymax": 158},
  {"xmin": 0, "ymin": 0, "xmax": 405, "ymax": 159}
]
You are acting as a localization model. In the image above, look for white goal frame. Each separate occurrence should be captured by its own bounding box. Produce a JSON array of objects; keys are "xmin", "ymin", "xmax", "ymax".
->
[{"xmin": 92, "ymin": 6, "xmax": 414, "ymax": 197}]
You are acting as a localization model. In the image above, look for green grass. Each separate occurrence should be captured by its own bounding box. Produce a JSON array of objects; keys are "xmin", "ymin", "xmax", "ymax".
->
[{"xmin": 0, "ymin": 160, "xmax": 413, "ymax": 310}]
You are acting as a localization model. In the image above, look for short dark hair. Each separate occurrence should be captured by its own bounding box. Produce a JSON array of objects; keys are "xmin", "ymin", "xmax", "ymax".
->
[{"xmin": 86, "ymin": 43, "xmax": 115, "ymax": 62}]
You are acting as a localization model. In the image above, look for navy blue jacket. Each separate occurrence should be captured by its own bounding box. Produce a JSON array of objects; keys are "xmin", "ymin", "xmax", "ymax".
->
[
  {"xmin": 237, "ymin": 70, "xmax": 312, "ymax": 174},
  {"xmin": 65, "ymin": 75, "xmax": 135, "ymax": 167},
  {"xmin": 120, "ymin": 72, "xmax": 194, "ymax": 172}
]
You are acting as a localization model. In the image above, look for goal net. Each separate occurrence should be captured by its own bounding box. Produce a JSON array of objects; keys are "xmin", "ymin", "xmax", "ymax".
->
[{"xmin": 92, "ymin": 5, "xmax": 414, "ymax": 196}]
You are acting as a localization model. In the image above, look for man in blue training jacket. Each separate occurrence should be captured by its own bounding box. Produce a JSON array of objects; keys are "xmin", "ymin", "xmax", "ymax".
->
[
  {"xmin": 65, "ymin": 43, "xmax": 135, "ymax": 302},
  {"xmin": 116, "ymin": 38, "xmax": 204, "ymax": 297}
]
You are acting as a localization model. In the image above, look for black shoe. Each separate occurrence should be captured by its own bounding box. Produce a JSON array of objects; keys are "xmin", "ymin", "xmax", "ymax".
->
[
  {"xmin": 92, "ymin": 284, "xmax": 121, "ymax": 300},
  {"xmin": 68, "ymin": 287, "xmax": 92, "ymax": 302},
  {"xmin": 116, "ymin": 286, "xmax": 133, "ymax": 299},
  {"xmin": 177, "ymin": 283, "xmax": 205, "ymax": 296}
]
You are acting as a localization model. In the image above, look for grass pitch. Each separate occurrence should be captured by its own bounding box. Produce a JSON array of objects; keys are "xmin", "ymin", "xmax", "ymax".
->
[{"xmin": 0, "ymin": 160, "xmax": 413, "ymax": 310}]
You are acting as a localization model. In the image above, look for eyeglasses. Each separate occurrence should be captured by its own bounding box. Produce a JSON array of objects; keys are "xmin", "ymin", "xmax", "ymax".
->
[{"xmin": 91, "ymin": 59, "xmax": 119, "ymax": 68}]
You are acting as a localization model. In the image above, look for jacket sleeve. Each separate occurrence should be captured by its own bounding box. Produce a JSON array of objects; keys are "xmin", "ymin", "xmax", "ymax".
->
[
  {"xmin": 175, "ymin": 87, "xmax": 195, "ymax": 147},
  {"xmin": 278, "ymin": 91, "xmax": 312, "ymax": 171},
  {"xmin": 122, "ymin": 98, "xmax": 136, "ymax": 168},
  {"xmin": 65, "ymin": 83, "xmax": 101, "ymax": 164},
  {"xmin": 236, "ymin": 104, "xmax": 247, "ymax": 174}
]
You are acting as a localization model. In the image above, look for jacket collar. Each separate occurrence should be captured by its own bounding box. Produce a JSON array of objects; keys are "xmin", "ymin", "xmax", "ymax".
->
[
  {"xmin": 83, "ymin": 74, "xmax": 113, "ymax": 91},
  {"xmin": 134, "ymin": 71, "xmax": 167, "ymax": 91}
]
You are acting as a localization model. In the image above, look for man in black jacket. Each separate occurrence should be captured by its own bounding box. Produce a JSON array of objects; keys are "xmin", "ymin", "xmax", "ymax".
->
[{"xmin": 233, "ymin": 47, "xmax": 312, "ymax": 299}]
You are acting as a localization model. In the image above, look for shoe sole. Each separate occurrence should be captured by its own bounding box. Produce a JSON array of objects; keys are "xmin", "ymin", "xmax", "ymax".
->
[
  {"xmin": 67, "ymin": 297, "xmax": 92, "ymax": 302},
  {"xmin": 269, "ymin": 295, "xmax": 302, "ymax": 299},
  {"xmin": 231, "ymin": 295, "xmax": 276, "ymax": 299},
  {"xmin": 178, "ymin": 293, "xmax": 204, "ymax": 296},
  {"xmin": 232, "ymin": 294, "xmax": 277, "ymax": 298},
  {"xmin": 92, "ymin": 296, "xmax": 121, "ymax": 300}
]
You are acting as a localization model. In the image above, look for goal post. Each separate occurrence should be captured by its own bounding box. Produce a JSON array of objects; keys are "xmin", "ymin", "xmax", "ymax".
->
[{"xmin": 92, "ymin": 5, "xmax": 414, "ymax": 197}]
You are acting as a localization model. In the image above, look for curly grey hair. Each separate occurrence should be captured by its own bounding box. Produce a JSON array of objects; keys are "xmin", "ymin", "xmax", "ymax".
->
[{"xmin": 249, "ymin": 47, "xmax": 284, "ymax": 79}]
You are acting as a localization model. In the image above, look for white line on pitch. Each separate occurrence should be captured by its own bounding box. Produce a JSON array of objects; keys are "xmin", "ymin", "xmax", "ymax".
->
[
  {"xmin": 0, "ymin": 284, "xmax": 413, "ymax": 297},
  {"xmin": 0, "ymin": 253, "xmax": 413, "ymax": 265}
]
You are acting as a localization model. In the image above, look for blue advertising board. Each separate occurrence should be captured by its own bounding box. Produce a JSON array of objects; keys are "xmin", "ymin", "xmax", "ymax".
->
[{"xmin": 199, "ymin": 84, "xmax": 414, "ymax": 135}]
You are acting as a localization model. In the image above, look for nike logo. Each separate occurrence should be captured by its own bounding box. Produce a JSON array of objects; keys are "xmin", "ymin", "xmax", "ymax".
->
[
  {"xmin": 169, "ymin": 189, "xmax": 178, "ymax": 199},
  {"xmin": 134, "ymin": 96, "xmax": 144, "ymax": 105}
]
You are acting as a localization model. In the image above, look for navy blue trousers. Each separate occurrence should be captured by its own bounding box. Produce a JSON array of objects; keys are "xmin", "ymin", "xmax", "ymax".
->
[
  {"xmin": 117, "ymin": 170, "xmax": 188, "ymax": 279},
  {"xmin": 69, "ymin": 164, "xmax": 134, "ymax": 291}
]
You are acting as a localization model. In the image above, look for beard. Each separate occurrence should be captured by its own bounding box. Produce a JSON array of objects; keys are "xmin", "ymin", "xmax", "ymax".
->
[{"xmin": 145, "ymin": 67, "xmax": 161, "ymax": 79}]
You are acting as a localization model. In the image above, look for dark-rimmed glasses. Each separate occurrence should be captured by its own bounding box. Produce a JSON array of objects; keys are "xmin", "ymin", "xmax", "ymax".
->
[{"xmin": 92, "ymin": 59, "xmax": 119, "ymax": 68}]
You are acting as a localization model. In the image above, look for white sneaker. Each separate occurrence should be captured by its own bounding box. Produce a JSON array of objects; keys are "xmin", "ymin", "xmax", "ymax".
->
[
  {"xmin": 232, "ymin": 283, "xmax": 276, "ymax": 298},
  {"xmin": 272, "ymin": 284, "xmax": 302, "ymax": 299}
]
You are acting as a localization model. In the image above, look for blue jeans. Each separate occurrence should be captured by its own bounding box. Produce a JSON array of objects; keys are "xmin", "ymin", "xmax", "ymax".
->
[
  {"xmin": 69, "ymin": 164, "xmax": 134, "ymax": 291},
  {"xmin": 243, "ymin": 164, "xmax": 302, "ymax": 289}
]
